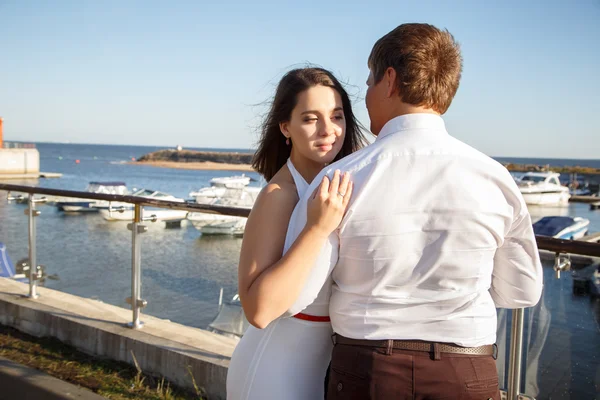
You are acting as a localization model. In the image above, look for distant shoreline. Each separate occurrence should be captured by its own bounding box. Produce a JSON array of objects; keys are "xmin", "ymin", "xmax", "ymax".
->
[
  {"xmin": 131, "ymin": 149, "xmax": 600, "ymax": 176},
  {"xmin": 130, "ymin": 160, "xmax": 255, "ymax": 172}
]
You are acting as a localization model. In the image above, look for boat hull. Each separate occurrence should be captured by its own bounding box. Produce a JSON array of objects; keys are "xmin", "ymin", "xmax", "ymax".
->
[
  {"xmin": 100, "ymin": 209, "xmax": 188, "ymax": 222},
  {"xmin": 200, "ymin": 218, "xmax": 247, "ymax": 236},
  {"xmin": 57, "ymin": 201, "xmax": 99, "ymax": 212},
  {"xmin": 521, "ymin": 190, "xmax": 570, "ymax": 206}
]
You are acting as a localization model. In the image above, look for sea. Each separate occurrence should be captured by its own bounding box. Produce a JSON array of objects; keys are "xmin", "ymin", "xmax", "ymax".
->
[{"xmin": 1, "ymin": 143, "xmax": 599, "ymax": 398}]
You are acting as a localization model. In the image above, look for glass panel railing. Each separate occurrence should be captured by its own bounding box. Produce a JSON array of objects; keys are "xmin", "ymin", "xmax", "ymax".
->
[{"xmin": 497, "ymin": 262, "xmax": 600, "ymax": 399}]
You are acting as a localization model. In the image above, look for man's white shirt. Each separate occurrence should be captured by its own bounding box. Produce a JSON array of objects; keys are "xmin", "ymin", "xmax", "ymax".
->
[{"xmin": 282, "ymin": 113, "xmax": 543, "ymax": 347}]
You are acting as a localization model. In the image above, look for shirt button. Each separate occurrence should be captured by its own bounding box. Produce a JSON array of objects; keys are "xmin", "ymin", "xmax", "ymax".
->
[{"xmin": 337, "ymin": 382, "xmax": 343, "ymax": 391}]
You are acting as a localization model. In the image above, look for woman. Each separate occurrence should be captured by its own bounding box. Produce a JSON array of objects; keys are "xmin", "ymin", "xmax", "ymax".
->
[{"xmin": 226, "ymin": 67, "xmax": 367, "ymax": 400}]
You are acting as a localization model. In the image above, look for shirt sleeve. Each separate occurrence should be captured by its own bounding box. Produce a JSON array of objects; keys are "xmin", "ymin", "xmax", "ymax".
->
[{"xmin": 490, "ymin": 197, "xmax": 544, "ymax": 309}]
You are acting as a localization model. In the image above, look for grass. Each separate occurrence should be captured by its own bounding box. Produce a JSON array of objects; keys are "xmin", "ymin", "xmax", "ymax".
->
[{"xmin": 0, "ymin": 324, "xmax": 206, "ymax": 400}]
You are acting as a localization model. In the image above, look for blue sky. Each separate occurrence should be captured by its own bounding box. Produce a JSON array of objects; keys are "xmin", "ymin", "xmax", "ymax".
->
[{"xmin": 0, "ymin": 0, "xmax": 598, "ymax": 158}]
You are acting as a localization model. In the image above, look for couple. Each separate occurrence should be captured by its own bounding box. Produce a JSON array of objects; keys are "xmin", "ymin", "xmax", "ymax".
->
[{"xmin": 227, "ymin": 23, "xmax": 543, "ymax": 400}]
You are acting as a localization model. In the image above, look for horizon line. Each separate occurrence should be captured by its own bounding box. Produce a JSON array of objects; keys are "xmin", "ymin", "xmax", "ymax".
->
[{"xmin": 2, "ymin": 139, "xmax": 600, "ymax": 161}]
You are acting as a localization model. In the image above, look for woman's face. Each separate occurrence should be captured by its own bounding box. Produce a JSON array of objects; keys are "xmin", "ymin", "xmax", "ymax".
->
[{"xmin": 280, "ymin": 85, "xmax": 346, "ymax": 166}]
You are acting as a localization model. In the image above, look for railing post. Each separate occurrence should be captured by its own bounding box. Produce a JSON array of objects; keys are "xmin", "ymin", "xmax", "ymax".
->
[
  {"xmin": 24, "ymin": 195, "xmax": 46, "ymax": 299},
  {"xmin": 126, "ymin": 204, "xmax": 147, "ymax": 328},
  {"xmin": 507, "ymin": 308, "xmax": 525, "ymax": 400}
]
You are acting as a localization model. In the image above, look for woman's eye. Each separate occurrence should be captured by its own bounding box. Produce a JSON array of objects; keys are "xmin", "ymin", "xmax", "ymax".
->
[
  {"xmin": 303, "ymin": 118, "xmax": 317, "ymax": 122},
  {"xmin": 334, "ymin": 115, "xmax": 344, "ymax": 120}
]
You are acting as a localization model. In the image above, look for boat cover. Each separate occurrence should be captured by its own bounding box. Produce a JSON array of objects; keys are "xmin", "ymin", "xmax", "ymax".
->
[{"xmin": 533, "ymin": 216, "xmax": 577, "ymax": 237}]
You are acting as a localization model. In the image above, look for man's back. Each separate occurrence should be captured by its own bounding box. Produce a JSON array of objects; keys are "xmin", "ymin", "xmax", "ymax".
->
[{"xmin": 328, "ymin": 114, "xmax": 542, "ymax": 346}]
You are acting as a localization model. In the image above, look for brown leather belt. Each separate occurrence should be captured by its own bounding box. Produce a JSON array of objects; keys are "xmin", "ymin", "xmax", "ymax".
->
[{"xmin": 333, "ymin": 334, "xmax": 496, "ymax": 358}]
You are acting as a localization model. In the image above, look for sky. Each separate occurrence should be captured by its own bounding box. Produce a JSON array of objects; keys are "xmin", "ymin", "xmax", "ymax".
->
[{"xmin": 0, "ymin": 0, "xmax": 598, "ymax": 158}]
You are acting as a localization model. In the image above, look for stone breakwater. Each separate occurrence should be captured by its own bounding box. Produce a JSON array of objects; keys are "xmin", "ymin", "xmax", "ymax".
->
[
  {"xmin": 503, "ymin": 163, "xmax": 600, "ymax": 175},
  {"xmin": 137, "ymin": 150, "xmax": 253, "ymax": 165},
  {"xmin": 136, "ymin": 150, "xmax": 600, "ymax": 177}
]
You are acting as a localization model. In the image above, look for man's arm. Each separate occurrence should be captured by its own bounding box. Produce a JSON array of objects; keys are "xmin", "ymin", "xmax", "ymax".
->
[{"xmin": 490, "ymin": 204, "xmax": 543, "ymax": 308}]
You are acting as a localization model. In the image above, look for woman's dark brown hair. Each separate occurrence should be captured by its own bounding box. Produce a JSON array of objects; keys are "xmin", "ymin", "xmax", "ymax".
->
[{"xmin": 252, "ymin": 68, "xmax": 368, "ymax": 181}]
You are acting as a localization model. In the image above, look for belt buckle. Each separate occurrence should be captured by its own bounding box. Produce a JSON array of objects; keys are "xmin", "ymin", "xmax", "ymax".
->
[{"xmin": 492, "ymin": 343, "xmax": 498, "ymax": 360}]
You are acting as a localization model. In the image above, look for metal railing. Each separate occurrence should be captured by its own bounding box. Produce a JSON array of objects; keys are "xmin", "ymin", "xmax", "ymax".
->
[
  {"xmin": 1, "ymin": 183, "xmax": 599, "ymax": 400},
  {"xmin": 0, "ymin": 183, "xmax": 250, "ymax": 329}
]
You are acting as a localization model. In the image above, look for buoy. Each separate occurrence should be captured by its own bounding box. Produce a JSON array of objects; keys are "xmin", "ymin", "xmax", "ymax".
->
[
  {"xmin": 58, "ymin": 156, "xmax": 63, "ymax": 160},
  {"xmin": 75, "ymin": 159, "xmax": 80, "ymax": 164},
  {"xmin": 131, "ymin": 157, "xmax": 136, "ymax": 161}
]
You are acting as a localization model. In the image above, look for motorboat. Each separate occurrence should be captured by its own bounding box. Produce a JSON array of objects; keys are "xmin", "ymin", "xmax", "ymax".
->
[
  {"xmin": 189, "ymin": 174, "xmax": 254, "ymax": 204},
  {"xmin": 517, "ymin": 172, "xmax": 570, "ymax": 206},
  {"xmin": 532, "ymin": 216, "xmax": 590, "ymax": 240},
  {"xmin": 188, "ymin": 177, "xmax": 260, "ymax": 236},
  {"xmin": 55, "ymin": 181, "xmax": 128, "ymax": 212},
  {"xmin": 99, "ymin": 189, "xmax": 187, "ymax": 221}
]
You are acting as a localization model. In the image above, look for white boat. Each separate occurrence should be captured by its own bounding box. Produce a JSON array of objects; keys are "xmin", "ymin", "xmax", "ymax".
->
[
  {"xmin": 99, "ymin": 189, "xmax": 187, "ymax": 221},
  {"xmin": 189, "ymin": 174, "xmax": 253, "ymax": 204},
  {"xmin": 517, "ymin": 172, "xmax": 570, "ymax": 206},
  {"xmin": 55, "ymin": 181, "xmax": 128, "ymax": 212},
  {"xmin": 101, "ymin": 208, "xmax": 189, "ymax": 222},
  {"xmin": 188, "ymin": 177, "xmax": 260, "ymax": 236},
  {"xmin": 200, "ymin": 218, "xmax": 248, "ymax": 236},
  {"xmin": 532, "ymin": 216, "xmax": 590, "ymax": 240}
]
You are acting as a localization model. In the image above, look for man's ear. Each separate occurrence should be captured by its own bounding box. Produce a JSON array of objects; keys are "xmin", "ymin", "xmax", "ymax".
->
[
  {"xmin": 384, "ymin": 67, "xmax": 397, "ymax": 98},
  {"xmin": 279, "ymin": 122, "xmax": 289, "ymax": 138}
]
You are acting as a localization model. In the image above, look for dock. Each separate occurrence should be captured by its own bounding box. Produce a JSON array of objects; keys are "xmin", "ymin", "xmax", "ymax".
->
[{"xmin": 570, "ymin": 195, "xmax": 600, "ymax": 203}]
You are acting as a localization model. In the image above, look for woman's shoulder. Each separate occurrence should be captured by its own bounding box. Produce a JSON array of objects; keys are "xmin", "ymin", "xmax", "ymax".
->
[{"xmin": 255, "ymin": 165, "xmax": 299, "ymax": 208}]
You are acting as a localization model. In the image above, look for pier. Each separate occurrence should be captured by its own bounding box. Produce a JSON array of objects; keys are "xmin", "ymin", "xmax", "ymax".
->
[{"xmin": 0, "ymin": 118, "xmax": 62, "ymax": 180}]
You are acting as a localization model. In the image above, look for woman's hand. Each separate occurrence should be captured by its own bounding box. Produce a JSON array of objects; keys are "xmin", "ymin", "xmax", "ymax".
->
[{"xmin": 306, "ymin": 169, "xmax": 353, "ymax": 237}]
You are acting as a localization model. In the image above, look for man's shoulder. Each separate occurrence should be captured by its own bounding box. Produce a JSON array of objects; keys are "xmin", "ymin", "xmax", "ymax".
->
[{"xmin": 447, "ymin": 136, "xmax": 514, "ymax": 179}]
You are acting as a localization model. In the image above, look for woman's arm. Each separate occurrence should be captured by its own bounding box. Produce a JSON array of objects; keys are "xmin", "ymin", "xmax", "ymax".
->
[{"xmin": 238, "ymin": 170, "xmax": 351, "ymax": 329}]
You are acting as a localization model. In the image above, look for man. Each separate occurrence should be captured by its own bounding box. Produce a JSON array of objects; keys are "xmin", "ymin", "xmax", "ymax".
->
[{"xmin": 284, "ymin": 23, "xmax": 543, "ymax": 399}]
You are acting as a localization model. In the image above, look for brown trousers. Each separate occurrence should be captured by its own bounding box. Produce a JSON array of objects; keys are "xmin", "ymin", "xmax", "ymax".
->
[{"xmin": 326, "ymin": 343, "xmax": 500, "ymax": 400}]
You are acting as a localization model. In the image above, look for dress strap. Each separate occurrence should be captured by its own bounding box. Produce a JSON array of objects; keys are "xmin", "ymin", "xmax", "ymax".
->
[{"xmin": 286, "ymin": 158, "xmax": 309, "ymax": 198}]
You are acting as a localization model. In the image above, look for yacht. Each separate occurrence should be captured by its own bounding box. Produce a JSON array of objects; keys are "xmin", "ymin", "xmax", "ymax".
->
[
  {"xmin": 188, "ymin": 176, "xmax": 260, "ymax": 236},
  {"xmin": 532, "ymin": 216, "xmax": 590, "ymax": 240},
  {"xmin": 517, "ymin": 172, "xmax": 570, "ymax": 206},
  {"xmin": 189, "ymin": 175, "xmax": 254, "ymax": 204}
]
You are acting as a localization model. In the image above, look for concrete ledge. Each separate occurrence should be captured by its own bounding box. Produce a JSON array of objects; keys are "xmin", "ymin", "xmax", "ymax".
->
[
  {"xmin": 0, "ymin": 356, "xmax": 107, "ymax": 400},
  {"xmin": 0, "ymin": 278, "xmax": 237, "ymax": 399}
]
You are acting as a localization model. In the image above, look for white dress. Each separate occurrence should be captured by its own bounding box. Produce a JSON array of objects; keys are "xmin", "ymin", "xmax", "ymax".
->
[{"xmin": 226, "ymin": 159, "xmax": 334, "ymax": 400}]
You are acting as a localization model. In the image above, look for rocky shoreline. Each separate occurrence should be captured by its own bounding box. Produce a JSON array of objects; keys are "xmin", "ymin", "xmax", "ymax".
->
[
  {"xmin": 133, "ymin": 150, "xmax": 600, "ymax": 176},
  {"xmin": 137, "ymin": 149, "xmax": 253, "ymax": 165},
  {"xmin": 503, "ymin": 163, "xmax": 600, "ymax": 175}
]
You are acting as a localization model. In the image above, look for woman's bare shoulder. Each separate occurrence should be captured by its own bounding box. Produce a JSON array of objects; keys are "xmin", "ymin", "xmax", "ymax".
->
[{"xmin": 256, "ymin": 165, "xmax": 298, "ymax": 205}]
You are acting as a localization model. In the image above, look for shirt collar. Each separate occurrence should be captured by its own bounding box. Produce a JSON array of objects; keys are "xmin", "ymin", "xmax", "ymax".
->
[{"xmin": 375, "ymin": 113, "xmax": 447, "ymax": 142}]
